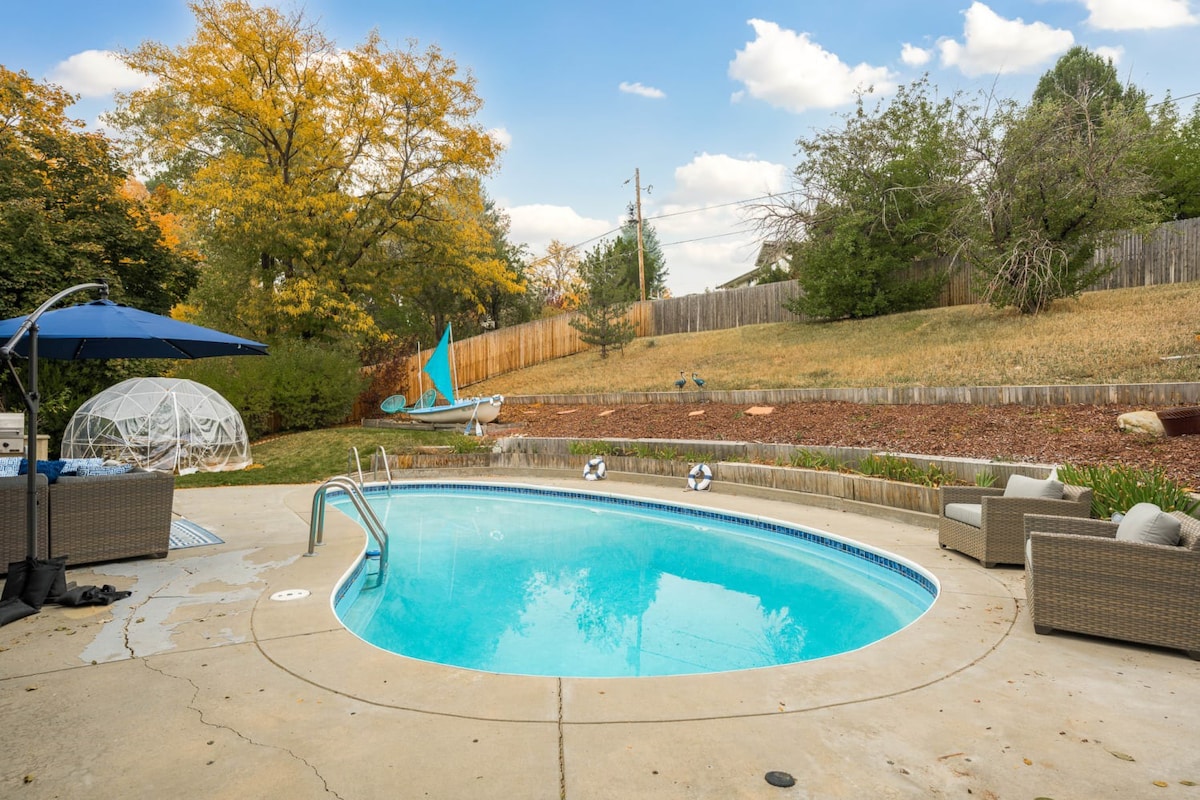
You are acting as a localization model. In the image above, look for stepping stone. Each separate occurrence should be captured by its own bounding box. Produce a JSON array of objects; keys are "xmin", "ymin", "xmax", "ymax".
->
[
  {"xmin": 688, "ymin": 410, "xmax": 705, "ymax": 417},
  {"xmin": 745, "ymin": 406, "xmax": 775, "ymax": 416},
  {"xmin": 556, "ymin": 408, "xmax": 578, "ymax": 415},
  {"xmin": 597, "ymin": 409, "xmax": 615, "ymax": 417}
]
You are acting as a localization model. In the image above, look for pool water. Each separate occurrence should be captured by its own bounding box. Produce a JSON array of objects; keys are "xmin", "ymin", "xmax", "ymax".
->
[{"xmin": 333, "ymin": 484, "xmax": 936, "ymax": 678}]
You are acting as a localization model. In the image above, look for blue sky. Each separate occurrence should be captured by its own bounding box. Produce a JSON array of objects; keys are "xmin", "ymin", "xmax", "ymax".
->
[{"xmin": 4, "ymin": 1, "xmax": 1199, "ymax": 296}]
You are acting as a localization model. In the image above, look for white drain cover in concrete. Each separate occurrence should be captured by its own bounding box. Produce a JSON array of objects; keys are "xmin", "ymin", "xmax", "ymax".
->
[{"xmin": 270, "ymin": 589, "xmax": 311, "ymax": 602}]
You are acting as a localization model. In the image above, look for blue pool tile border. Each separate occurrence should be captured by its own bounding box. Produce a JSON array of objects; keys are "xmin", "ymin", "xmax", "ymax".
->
[{"xmin": 329, "ymin": 481, "xmax": 938, "ymax": 599}]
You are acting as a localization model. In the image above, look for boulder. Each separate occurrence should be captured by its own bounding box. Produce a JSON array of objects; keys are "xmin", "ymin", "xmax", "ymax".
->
[{"xmin": 1117, "ymin": 410, "xmax": 1165, "ymax": 437}]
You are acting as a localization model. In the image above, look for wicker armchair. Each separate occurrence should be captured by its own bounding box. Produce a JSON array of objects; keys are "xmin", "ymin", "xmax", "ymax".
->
[
  {"xmin": 0, "ymin": 474, "xmax": 49, "ymax": 574},
  {"xmin": 1024, "ymin": 512, "xmax": 1200, "ymax": 659},
  {"xmin": 938, "ymin": 482, "xmax": 1093, "ymax": 568}
]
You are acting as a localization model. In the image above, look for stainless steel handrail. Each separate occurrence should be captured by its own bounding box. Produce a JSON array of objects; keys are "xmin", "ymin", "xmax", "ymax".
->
[
  {"xmin": 373, "ymin": 445, "xmax": 393, "ymax": 492},
  {"xmin": 348, "ymin": 446, "xmax": 365, "ymax": 484},
  {"xmin": 307, "ymin": 476, "xmax": 389, "ymax": 575}
]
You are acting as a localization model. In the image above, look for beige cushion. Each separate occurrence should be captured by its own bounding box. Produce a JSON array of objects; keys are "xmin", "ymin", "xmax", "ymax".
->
[
  {"xmin": 944, "ymin": 503, "xmax": 982, "ymax": 528},
  {"xmin": 1116, "ymin": 503, "xmax": 1182, "ymax": 546},
  {"xmin": 1003, "ymin": 474, "xmax": 1064, "ymax": 499}
]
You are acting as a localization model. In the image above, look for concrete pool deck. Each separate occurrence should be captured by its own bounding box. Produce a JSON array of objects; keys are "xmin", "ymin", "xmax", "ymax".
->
[{"xmin": 1, "ymin": 476, "xmax": 1198, "ymax": 798}]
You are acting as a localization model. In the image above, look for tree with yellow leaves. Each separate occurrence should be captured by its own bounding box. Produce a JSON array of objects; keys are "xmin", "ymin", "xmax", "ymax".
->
[
  {"xmin": 111, "ymin": 0, "xmax": 506, "ymax": 346},
  {"xmin": 529, "ymin": 239, "xmax": 585, "ymax": 313}
]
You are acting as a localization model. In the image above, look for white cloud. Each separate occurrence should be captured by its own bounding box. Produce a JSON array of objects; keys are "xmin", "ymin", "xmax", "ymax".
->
[
  {"xmin": 729, "ymin": 18, "xmax": 894, "ymax": 113},
  {"xmin": 1079, "ymin": 0, "xmax": 1197, "ymax": 30},
  {"xmin": 1094, "ymin": 45, "xmax": 1125, "ymax": 64},
  {"xmin": 901, "ymin": 43, "xmax": 933, "ymax": 67},
  {"xmin": 489, "ymin": 127, "xmax": 513, "ymax": 148},
  {"xmin": 47, "ymin": 50, "xmax": 153, "ymax": 98},
  {"xmin": 503, "ymin": 204, "xmax": 616, "ymax": 259},
  {"xmin": 653, "ymin": 153, "xmax": 789, "ymax": 296},
  {"xmin": 670, "ymin": 152, "xmax": 788, "ymax": 204},
  {"xmin": 619, "ymin": 81, "xmax": 666, "ymax": 99},
  {"xmin": 938, "ymin": 2, "xmax": 1074, "ymax": 76}
]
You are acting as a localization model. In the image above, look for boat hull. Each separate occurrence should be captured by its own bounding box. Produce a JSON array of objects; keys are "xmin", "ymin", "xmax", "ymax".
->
[{"xmin": 403, "ymin": 396, "xmax": 503, "ymax": 425}]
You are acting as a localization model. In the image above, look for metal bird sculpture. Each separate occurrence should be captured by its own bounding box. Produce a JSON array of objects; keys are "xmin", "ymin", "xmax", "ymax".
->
[
  {"xmin": 692, "ymin": 372, "xmax": 706, "ymax": 389},
  {"xmin": 674, "ymin": 371, "xmax": 687, "ymax": 390}
]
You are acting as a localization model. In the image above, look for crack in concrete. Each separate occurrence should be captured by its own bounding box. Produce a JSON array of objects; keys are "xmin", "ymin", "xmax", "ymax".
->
[
  {"xmin": 557, "ymin": 677, "xmax": 566, "ymax": 800},
  {"xmin": 140, "ymin": 658, "xmax": 346, "ymax": 799}
]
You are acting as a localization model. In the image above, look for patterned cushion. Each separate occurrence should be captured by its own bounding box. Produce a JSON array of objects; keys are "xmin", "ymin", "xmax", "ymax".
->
[
  {"xmin": 59, "ymin": 457, "xmax": 105, "ymax": 475},
  {"xmin": 0, "ymin": 457, "xmax": 19, "ymax": 478},
  {"xmin": 75, "ymin": 463, "xmax": 134, "ymax": 477}
]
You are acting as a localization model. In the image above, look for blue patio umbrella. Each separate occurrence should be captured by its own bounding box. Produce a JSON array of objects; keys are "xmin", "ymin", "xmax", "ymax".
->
[{"xmin": 0, "ymin": 282, "xmax": 268, "ymax": 561}]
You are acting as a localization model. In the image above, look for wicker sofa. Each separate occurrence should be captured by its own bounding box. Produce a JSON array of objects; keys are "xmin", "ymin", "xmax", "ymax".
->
[
  {"xmin": 1024, "ymin": 511, "xmax": 1200, "ymax": 659},
  {"xmin": 1, "ymin": 468, "xmax": 174, "ymax": 574},
  {"xmin": 938, "ymin": 480, "xmax": 1094, "ymax": 568},
  {"xmin": 0, "ymin": 474, "xmax": 49, "ymax": 571}
]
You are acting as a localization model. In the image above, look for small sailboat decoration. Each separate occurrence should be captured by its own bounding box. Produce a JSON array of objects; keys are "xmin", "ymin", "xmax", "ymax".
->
[{"xmin": 400, "ymin": 323, "xmax": 503, "ymax": 429}]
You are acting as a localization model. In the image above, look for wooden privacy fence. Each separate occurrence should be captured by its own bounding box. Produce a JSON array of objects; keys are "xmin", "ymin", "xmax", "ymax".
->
[
  {"xmin": 380, "ymin": 303, "xmax": 654, "ymax": 409},
  {"xmin": 648, "ymin": 281, "xmax": 803, "ymax": 335},
  {"xmin": 363, "ymin": 217, "xmax": 1200, "ymax": 414},
  {"xmin": 925, "ymin": 217, "xmax": 1200, "ymax": 306}
]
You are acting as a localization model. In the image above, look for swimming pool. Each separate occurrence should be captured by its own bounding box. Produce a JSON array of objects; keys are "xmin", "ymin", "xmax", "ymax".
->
[{"xmin": 332, "ymin": 483, "xmax": 937, "ymax": 678}]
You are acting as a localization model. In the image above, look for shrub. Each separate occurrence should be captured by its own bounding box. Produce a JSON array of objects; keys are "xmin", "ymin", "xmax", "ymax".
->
[
  {"xmin": 173, "ymin": 339, "xmax": 366, "ymax": 439},
  {"xmin": 1057, "ymin": 463, "xmax": 1199, "ymax": 519}
]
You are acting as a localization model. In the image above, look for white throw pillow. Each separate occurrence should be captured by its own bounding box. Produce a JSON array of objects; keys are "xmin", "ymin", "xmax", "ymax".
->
[
  {"xmin": 0, "ymin": 457, "xmax": 20, "ymax": 478},
  {"xmin": 1115, "ymin": 503, "xmax": 1182, "ymax": 546},
  {"xmin": 1003, "ymin": 474, "xmax": 1064, "ymax": 499}
]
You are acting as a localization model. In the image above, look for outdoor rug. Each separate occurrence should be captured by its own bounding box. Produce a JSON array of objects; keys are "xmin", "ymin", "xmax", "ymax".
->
[{"xmin": 169, "ymin": 519, "xmax": 225, "ymax": 550}]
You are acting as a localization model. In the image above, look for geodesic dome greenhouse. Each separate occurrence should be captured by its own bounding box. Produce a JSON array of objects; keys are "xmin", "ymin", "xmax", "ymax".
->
[{"xmin": 61, "ymin": 377, "xmax": 252, "ymax": 473}]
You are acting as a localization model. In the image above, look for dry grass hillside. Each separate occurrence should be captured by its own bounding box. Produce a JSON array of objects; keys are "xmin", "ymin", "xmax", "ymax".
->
[{"xmin": 471, "ymin": 284, "xmax": 1200, "ymax": 396}]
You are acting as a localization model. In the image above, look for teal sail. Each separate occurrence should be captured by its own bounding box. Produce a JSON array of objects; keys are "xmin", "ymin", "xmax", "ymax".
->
[{"xmin": 423, "ymin": 324, "xmax": 457, "ymax": 404}]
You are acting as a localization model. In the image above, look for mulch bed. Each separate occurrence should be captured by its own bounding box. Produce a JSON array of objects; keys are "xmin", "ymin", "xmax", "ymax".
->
[{"xmin": 496, "ymin": 401, "xmax": 1200, "ymax": 488}]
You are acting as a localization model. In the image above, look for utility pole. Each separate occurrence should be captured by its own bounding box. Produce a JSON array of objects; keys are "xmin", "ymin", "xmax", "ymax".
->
[{"xmin": 634, "ymin": 167, "xmax": 646, "ymax": 302}]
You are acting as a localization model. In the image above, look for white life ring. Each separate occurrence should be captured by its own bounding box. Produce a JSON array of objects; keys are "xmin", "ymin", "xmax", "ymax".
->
[
  {"xmin": 687, "ymin": 463, "xmax": 712, "ymax": 491},
  {"xmin": 583, "ymin": 456, "xmax": 607, "ymax": 481}
]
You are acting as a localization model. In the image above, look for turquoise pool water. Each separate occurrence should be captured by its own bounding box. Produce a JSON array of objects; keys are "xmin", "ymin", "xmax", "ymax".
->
[{"xmin": 332, "ymin": 483, "xmax": 936, "ymax": 678}]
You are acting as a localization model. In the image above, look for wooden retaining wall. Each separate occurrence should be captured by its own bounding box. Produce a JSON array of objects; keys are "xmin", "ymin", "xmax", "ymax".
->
[
  {"xmin": 504, "ymin": 381, "xmax": 1200, "ymax": 407},
  {"xmin": 496, "ymin": 436, "xmax": 1055, "ymax": 491}
]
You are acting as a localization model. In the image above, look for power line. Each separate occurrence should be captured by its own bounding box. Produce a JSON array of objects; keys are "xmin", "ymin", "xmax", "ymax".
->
[
  {"xmin": 533, "ymin": 189, "xmax": 795, "ymax": 264},
  {"xmin": 643, "ymin": 190, "xmax": 800, "ymax": 223},
  {"xmin": 659, "ymin": 230, "xmax": 746, "ymax": 248}
]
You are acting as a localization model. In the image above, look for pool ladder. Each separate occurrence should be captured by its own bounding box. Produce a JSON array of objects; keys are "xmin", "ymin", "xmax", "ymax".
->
[
  {"xmin": 307, "ymin": 475, "xmax": 389, "ymax": 576},
  {"xmin": 348, "ymin": 445, "xmax": 393, "ymax": 491}
]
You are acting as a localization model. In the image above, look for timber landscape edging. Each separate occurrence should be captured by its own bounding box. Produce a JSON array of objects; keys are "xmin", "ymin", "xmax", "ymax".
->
[{"xmin": 502, "ymin": 381, "xmax": 1200, "ymax": 408}]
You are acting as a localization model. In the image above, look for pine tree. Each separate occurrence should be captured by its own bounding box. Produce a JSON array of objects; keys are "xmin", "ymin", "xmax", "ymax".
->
[{"xmin": 569, "ymin": 240, "xmax": 636, "ymax": 358}]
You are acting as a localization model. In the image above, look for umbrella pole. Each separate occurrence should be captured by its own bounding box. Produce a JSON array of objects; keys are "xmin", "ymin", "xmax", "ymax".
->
[{"xmin": 25, "ymin": 326, "xmax": 38, "ymax": 560}]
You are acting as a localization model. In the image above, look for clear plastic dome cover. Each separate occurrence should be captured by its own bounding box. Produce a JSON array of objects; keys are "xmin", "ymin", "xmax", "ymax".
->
[{"xmin": 61, "ymin": 377, "xmax": 252, "ymax": 473}]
